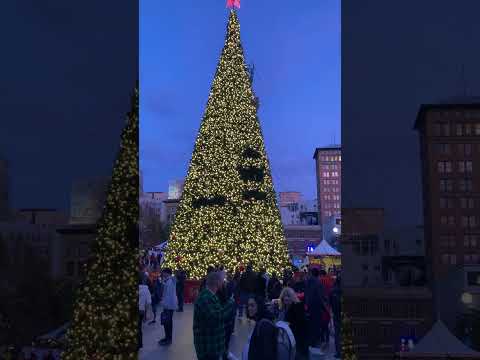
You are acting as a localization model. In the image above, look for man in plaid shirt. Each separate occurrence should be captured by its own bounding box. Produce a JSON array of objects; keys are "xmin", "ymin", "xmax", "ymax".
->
[{"xmin": 194, "ymin": 271, "xmax": 227, "ymax": 360}]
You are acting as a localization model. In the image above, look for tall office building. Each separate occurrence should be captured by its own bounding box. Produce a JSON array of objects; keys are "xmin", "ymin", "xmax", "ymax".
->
[
  {"xmin": 313, "ymin": 145, "xmax": 341, "ymax": 225},
  {"xmin": 415, "ymin": 98, "xmax": 480, "ymax": 281}
]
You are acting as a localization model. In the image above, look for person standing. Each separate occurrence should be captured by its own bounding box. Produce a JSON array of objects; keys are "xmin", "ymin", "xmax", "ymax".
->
[
  {"xmin": 305, "ymin": 267, "xmax": 325, "ymax": 348},
  {"xmin": 139, "ymin": 276, "xmax": 152, "ymax": 350},
  {"xmin": 176, "ymin": 268, "xmax": 187, "ymax": 312},
  {"xmin": 255, "ymin": 268, "xmax": 267, "ymax": 302},
  {"xmin": 193, "ymin": 271, "xmax": 227, "ymax": 360},
  {"xmin": 238, "ymin": 264, "xmax": 256, "ymax": 318},
  {"xmin": 158, "ymin": 268, "xmax": 178, "ymax": 346},
  {"xmin": 278, "ymin": 287, "xmax": 308, "ymax": 358},
  {"xmin": 330, "ymin": 276, "xmax": 342, "ymax": 359}
]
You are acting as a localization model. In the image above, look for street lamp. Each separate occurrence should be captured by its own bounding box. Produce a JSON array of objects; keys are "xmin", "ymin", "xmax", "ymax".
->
[{"xmin": 462, "ymin": 292, "xmax": 473, "ymax": 305}]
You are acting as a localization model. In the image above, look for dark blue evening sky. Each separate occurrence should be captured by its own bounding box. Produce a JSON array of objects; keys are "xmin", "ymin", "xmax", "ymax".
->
[{"xmin": 140, "ymin": 1, "xmax": 340, "ymax": 200}]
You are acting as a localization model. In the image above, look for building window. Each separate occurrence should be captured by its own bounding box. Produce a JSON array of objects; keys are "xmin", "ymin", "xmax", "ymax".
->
[
  {"xmin": 460, "ymin": 144, "xmax": 473, "ymax": 156},
  {"xmin": 464, "ymin": 235, "xmax": 478, "ymax": 248},
  {"xmin": 459, "ymin": 161, "xmax": 473, "ymax": 173},
  {"xmin": 440, "ymin": 235, "xmax": 455, "ymax": 248},
  {"xmin": 465, "ymin": 254, "xmax": 479, "ymax": 264},
  {"xmin": 436, "ymin": 143, "xmax": 451, "ymax": 154},
  {"xmin": 441, "ymin": 216, "xmax": 455, "ymax": 226},
  {"xmin": 443, "ymin": 123, "xmax": 451, "ymax": 136},
  {"xmin": 441, "ymin": 253, "xmax": 457, "ymax": 265},
  {"xmin": 462, "ymin": 216, "xmax": 477, "ymax": 228},
  {"xmin": 434, "ymin": 123, "xmax": 442, "ymax": 136},
  {"xmin": 459, "ymin": 179, "xmax": 473, "ymax": 192},
  {"xmin": 465, "ymin": 123, "xmax": 472, "ymax": 135},
  {"xmin": 438, "ymin": 161, "xmax": 452, "ymax": 173},
  {"xmin": 457, "ymin": 123, "xmax": 463, "ymax": 136},
  {"xmin": 440, "ymin": 198, "xmax": 454, "ymax": 209},
  {"xmin": 440, "ymin": 179, "xmax": 454, "ymax": 192},
  {"xmin": 476, "ymin": 123, "xmax": 480, "ymax": 136},
  {"xmin": 460, "ymin": 198, "xmax": 475, "ymax": 209}
]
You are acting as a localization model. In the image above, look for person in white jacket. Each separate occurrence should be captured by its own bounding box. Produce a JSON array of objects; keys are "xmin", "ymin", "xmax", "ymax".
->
[
  {"xmin": 138, "ymin": 276, "xmax": 152, "ymax": 350},
  {"xmin": 158, "ymin": 268, "xmax": 178, "ymax": 346}
]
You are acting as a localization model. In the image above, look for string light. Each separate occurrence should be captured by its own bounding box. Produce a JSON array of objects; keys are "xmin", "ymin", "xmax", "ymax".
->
[
  {"xmin": 163, "ymin": 10, "xmax": 290, "ymax": 279},
  {"xmin": 62, "ymin": 84, "xmax": 139, "ymax": 359}
]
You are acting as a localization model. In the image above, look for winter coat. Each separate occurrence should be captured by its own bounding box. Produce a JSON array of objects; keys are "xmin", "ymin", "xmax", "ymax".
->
[{"xmin": 160, "ymin": 276, "xmax": 178, "ymax": 310}]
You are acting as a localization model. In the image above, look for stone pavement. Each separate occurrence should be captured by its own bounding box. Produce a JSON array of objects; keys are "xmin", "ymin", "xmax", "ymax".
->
[{"xmin": 138, "ymin": 304, "xmax": 337, "ymax": 360}]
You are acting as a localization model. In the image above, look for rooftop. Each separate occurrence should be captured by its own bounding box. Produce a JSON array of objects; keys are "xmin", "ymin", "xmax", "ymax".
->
[
  {"xmin": 414, "ymin": 96, "xmax": 480, "ymax": 130},
  {"xmin": 313, "ymin": 145, "xmax": 342, "ymax": 159}
]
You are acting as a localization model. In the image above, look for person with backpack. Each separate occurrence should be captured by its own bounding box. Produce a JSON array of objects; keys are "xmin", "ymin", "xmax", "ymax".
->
[{"xmin": 243, "ymin": 296, "xmax": 295, "ymax": 360}]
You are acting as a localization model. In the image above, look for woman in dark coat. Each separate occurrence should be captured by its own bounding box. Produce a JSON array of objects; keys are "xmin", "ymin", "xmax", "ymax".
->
[{"xmin": 278, "ymin": 287, "xmax": 308, "ymax": 358}]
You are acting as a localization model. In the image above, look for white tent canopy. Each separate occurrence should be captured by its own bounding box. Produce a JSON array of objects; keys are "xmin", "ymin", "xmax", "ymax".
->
[
  {"xmin": 310, "ymin": 240, "xmax": 340, "ymax": 256},
  {"xmin": 405, "ymin": 320, "xmax": 480, "ymax": 357}
]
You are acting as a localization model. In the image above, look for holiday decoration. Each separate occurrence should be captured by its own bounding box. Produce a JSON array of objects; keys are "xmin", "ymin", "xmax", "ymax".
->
[
  {"xmin": 342, "ymin": 299, "xmax": 358, "ymax": 360},
  {"xmin": 62, "ymin": 84, "xmax": 139, "ymax": 359},
  {"xmin": 162, "ymin": 10, "xmax": 290, "ymax": 279},
  {"xmin": 226, "ymin": 0, "xmax": 241, "ymax": 9}
]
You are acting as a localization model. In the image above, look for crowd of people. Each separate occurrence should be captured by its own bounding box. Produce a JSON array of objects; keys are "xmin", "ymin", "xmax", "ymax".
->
[{"xmin": 138, "ymin": 263, "xmax": 342, "ymax": 360}]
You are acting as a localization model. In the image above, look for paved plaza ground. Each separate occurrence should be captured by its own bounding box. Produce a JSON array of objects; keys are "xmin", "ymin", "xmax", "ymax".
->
[{"xmin": 139, "ymin": 304, "xmax": 336, "ymax": 360}]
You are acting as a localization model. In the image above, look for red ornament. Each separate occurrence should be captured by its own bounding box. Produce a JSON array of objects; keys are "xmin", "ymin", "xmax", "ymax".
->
[
  {"xmin": 226, "ymin": 0, "xmax": 240, "ymax": 9},
  {"xmin": 238, "ymin": 265, "xmax": 245, "ymax": 272},
  {"xmin": 175, "ymin": 256, "xmax": 182, "ymax": 263}
]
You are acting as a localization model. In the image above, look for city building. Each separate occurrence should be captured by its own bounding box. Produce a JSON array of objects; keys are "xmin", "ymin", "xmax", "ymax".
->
[
  {"xmin": 279, "ymin": 191, "xmax": 302, "ymax": 207},
  {"xmin": 414, "ymin": 98, "xmax": 480, "ymax": 284},
  {"xmin": 313, "ymin": 145, "xmax": 341, "ymax": 225},
  {"xmin": 15, "ymin": 209, "xmax": 68, "ymax": 228},
  {"xmin": 69, "ymin": 177, "xmax": 110, "ymax": 225},
  {"xmin": 342, "ymin": 208, "xmax": 433, "ymax": 359},
  {"xmin": 344, "ymin": 286, "xmax": 433, "ymax": 359},
  {"xmin": 342, "ymin": 208, "xmax": 386, "ymax": 287},
  {"xmin": 140, "ymin": 192, "xmax": 167, "ymax": 219},
  {"xmin": 0, "ymin": 158, "xmax": 10, "ymax": 221},
  {"xmin": 50, "ymin": 224, "xmax": 96, "ymax": 282},
  {"xmin": 279, "ymin": 193, "xmax": 318, "ymax": 226},
  {"xmin": 168, "ymin": 179, "xmax": 184, "ymax": 200},
  {"xmin": 163, "ymin": 199, "xmax": 180, "ymax": 226},
  {"xmin": 284, "ymin": 224, "xmax": 322, "ymax": 264}
]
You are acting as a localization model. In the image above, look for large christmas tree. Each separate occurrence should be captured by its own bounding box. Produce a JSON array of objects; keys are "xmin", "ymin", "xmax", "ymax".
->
[
  {"xmin": 163, "ymin": 10, "xmax": 290, "ymax": 279},
  {"xmin": 62, "ymin": 85, "xmax": 139, "ymax": 359}
]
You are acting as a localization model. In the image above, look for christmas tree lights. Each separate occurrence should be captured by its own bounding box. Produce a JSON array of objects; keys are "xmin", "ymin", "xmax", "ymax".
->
[
  {"xmin": 62, "ymin": 85, "xmax": 139, "ymax": 359},
  {"xmin": 163, "ymin": 10, "xmax": 290, "ymax": 279},
  {"xmin": 342, "ymin": 299, "xmax": 358, "ymax": 360}
]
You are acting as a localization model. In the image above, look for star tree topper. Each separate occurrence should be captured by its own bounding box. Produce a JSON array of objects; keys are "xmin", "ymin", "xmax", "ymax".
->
[{"xmin": 227, "ymin": 0, "xmax": 240, "ymax": 9}]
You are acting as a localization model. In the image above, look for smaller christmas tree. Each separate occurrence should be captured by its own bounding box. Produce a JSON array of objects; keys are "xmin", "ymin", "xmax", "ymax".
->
[
  {"xmin": 62, "ymin": 84, "xmax": 139, "ymax": 359},
  {"xmin": 342, "ymin": 299, "xmax": 358, "ymax": 360}
]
